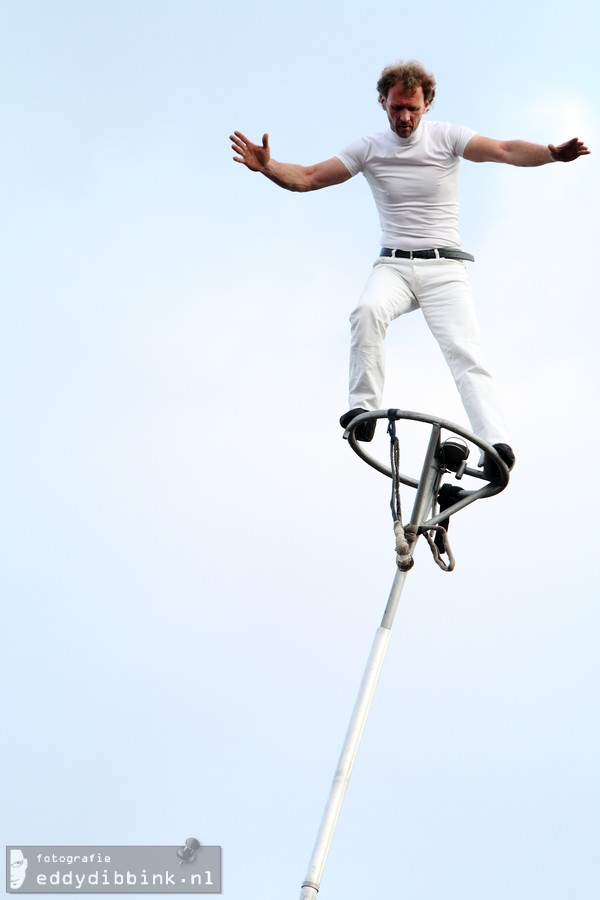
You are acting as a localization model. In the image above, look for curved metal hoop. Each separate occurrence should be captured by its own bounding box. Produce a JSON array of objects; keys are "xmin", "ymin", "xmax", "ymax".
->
[{"xmin": 342, "ymin": 408, "xmax": 510, "ymax": 531}]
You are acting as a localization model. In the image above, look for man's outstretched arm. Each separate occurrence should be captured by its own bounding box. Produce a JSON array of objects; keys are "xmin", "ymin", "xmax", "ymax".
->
[
  {"xmin": 230, "ymin": 131, "xmax": 352, "ymax": 192},
  {"xmin": 464, "ymin": 134, "xmax": 590, "ymax": 166}
]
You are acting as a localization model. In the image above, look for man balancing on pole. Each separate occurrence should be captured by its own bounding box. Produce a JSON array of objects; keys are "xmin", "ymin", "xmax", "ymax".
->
[{"xmin": 230, "ymin": 59, "xmax": 589, "ymax": 479}]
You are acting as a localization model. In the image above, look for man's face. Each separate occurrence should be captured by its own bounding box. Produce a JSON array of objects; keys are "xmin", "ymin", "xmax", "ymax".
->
[{"xmin": 380, "ymin": 84, "xmax": 430, "ymax": 138}]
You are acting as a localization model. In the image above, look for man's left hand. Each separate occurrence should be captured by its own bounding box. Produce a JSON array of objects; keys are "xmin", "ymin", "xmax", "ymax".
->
[{"xmin": 548, "ymin": 137, "xmax": 590, "ymax": 162}]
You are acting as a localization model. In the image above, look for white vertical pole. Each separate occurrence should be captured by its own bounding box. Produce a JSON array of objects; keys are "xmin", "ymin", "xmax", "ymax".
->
[
  {"xmin": 298, "ymin": 569, "xmax": 408, "ymax": 900},
  {"xmin": 298, "ymin": 424, "xmax": 442, "ymax": 900}
]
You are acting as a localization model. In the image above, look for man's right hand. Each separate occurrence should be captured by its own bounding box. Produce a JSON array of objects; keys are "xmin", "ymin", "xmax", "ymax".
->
[
  {"xmin": 229, "ymin": 133, "xmax": 351, "ymax": 192},
  {"xmin": 230, "ymin": 131, "xmax": 270, "ymax": 172}
]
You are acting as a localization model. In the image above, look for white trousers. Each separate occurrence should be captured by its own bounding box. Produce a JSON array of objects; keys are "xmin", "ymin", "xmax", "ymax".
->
[{"xmin": 348, "ymin": 256, "xmax": 510, "ymax": 445}]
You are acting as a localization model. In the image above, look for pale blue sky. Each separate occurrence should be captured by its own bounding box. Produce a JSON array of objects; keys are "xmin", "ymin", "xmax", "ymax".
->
[{"xmin": 2, "ymin": 1, "xmax": 599, "ymax": 898}]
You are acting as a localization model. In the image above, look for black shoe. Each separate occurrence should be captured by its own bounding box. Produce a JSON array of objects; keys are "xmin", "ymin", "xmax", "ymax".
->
[
  {"xmin": 339, "ymin": 408, "xmax": 376, "ymax": 442},
  {"xmin": 483, "ymin": 443, "xmax": 516, "ymax": 481},
  {"xmin": 439, "ymin": 438, "xmax": 470, "ymax": 473},
  {"xmin": 434, "ymin": 484, "xmax": 463, "ymax": 553}
]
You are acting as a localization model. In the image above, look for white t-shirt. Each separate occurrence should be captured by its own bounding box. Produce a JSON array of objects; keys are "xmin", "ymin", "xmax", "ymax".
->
[{"xmin": 336, "ymin": 120, "xmax": 476, "ymax": 250}]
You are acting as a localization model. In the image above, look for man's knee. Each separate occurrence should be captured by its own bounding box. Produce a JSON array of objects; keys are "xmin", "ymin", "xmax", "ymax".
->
[{"xmin": 350, "ymin": 301, "xmax": 389, "ymax": 339}]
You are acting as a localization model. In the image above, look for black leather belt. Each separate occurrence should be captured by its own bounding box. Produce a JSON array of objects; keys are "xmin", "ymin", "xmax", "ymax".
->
[{"xmin": 380, "ymin": 247, "xmax": 475, "ymax": 262}]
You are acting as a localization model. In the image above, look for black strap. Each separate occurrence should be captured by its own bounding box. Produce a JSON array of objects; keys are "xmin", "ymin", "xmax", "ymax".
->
[{"xmin": 380, "ymin": 247, "xmax": 475, "ymax": 262}]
